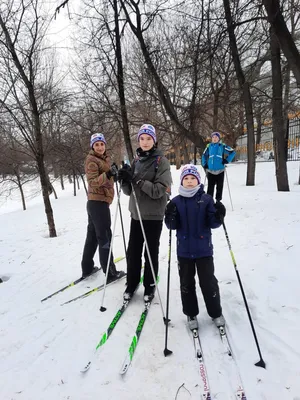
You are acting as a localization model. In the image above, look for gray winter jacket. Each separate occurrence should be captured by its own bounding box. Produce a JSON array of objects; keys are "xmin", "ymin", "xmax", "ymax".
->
[{"xmin": 121, "ymin": 148, "xmax": 172, "ymax": 221}]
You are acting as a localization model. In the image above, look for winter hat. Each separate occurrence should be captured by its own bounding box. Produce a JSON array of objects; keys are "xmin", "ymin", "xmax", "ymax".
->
[
  {"xmin": 211, "ymin": 132, "xmax": 221, "ymax": 140},
  {"xmin": 137, "ymin": 124, "xmax": 156, "ymax": 143},
  {"xmin": 90, "ymin": 133, "xmax": 106, "ymax": 148},
  {"xmin": 180, "ymin": 164, "xmax": 201, "ymax": 185}
]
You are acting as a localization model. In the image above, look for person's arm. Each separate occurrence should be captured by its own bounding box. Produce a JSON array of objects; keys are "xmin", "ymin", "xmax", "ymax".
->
[
  {"xmin": 223, "ymin": 144, "xmax": 236, "ymax": 164},
  {"xmin": 138, "ymin": 157, "xmax": 172, "ymax": 200},
  {"xmin": 85, "ymin": 159, "xmax": 110, "ymax": 188},
  {"xmin": 164, "ymin": 200, "xmax": 179, "ymax": 230},
  {"xmin": 202, "ymin": 145, "xmax": 209, "ymax": 168},
  {"xmin": 206, "ymin": 196, "xmax": 226, "ymax": 229}
]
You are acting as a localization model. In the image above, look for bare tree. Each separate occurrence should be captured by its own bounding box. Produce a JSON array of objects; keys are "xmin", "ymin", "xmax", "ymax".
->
[
  {"xmin": 0, "ymin": 0, "xmax": 57, "ymax": 236},
  {"xmin": 263, "ymin": 0, "xmax": 300, "ymax": 87}
]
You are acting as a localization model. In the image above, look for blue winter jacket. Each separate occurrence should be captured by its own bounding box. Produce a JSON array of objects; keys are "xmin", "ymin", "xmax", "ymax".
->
[
  {"xmin": 202, "ymin": 142, "xmax": 236, "ymax": 171},
  {"xmin": 165, "ymin": 186, "xmax": 222, "ymax": 259}
]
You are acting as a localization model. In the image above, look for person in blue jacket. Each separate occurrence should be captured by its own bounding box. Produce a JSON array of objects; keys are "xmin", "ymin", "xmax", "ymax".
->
[
  {"xmin": 164, "ymin": 164, "xmax": 226, "ymax": 330},
  {"xmin": 202, "ymin": 132, "xmax": 236, "ymax": 201}
]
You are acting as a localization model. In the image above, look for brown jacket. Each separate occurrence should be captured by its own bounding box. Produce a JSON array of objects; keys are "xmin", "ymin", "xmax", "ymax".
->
[{"xmin": 85, "ymin": 150, "xmax": 114, "ymax": 204}]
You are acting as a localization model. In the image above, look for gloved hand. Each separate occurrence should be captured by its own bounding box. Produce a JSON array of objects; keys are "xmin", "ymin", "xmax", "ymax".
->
[
  {"xmin": 214, "ymin": 201, "xmax": 226, "ymax": 221},
  {"xmin": 165, "ymin": 201, "xmax": 177, "ymax": 219},
  {"xmin": 106, "ymin": 163, "xmax": 118, "ymax": 181},
  {"xmin": 117, "ymin": 164, "xmax": 133, "ymax": 183},
  {"xmin": 222, "ymin": 159, "xmax": 229, "ymax": 165},
  {"xmin": 203, "ymin": 164, "xmax": 208, "ymax": 170}
]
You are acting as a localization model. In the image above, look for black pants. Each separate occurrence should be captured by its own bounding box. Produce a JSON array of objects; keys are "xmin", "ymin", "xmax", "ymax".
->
[
  {"xmin": 207, "ymin": 171, "xmax": 224, "ymax": 201},
  {"xmin": 126, "ymin": 218, "xmax": 163, "ymax": 294},
  {"xmin": 81, "ymin": 200, "xmax": 116, "ymax": 276},
  {"xmin": 178, "ymin": 256, "xmax": 222, "ymax": 319}
]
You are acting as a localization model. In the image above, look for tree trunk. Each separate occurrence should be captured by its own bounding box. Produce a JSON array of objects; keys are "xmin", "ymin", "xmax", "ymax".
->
[
  {"xmin": 256, "ymin": 109, "xmax": 262, "ymax": 145},
  {"xmin": 113, "ymin": 0, "xmax": 134, "ymax": 161},
  {"xmin": 37, "ymin": 156, "xmax": 57, "ymax": 237},
  {"xmin": 270, "ymin": 26, "xmax": 290, "ymax": 191},
  {"xmin": 175, "ymin": 146, "xmax": 182, "ymax": 169},
  {"xmin": 76, "ymin": 174, "xmax": 80, "ymax": 190},
  {"xmin": 213, "ymin": 89, "xmax": 220, "ymax": 131},
  {"xmin": 79, "ymin": 171, "xmax": 88, "ymax": 196},
  {"xmin": 16, "ymin": 172, "xmax": 26, "ymax": 211},
  {"xmin": 223, "ymin": 0, "xmax": 256, "ymax": 185},
  {"xmin": 263, "ymin": 0, "xmax": 300, "ymax": 87},
  {"xmin": 60, "ymin": 173, "xmax": 65, "ymax": 190},
  {"xmin": 51, "ymin": 184, "xmax": 58, "ymax": 200},
  {"xmin": 73, "ymin": 170, "xmax": 76, "ymax": 196}
]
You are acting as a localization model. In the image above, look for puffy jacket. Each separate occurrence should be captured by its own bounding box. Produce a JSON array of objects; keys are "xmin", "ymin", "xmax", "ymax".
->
[
  {"xmin": 202, "ymin": 142, "xmax": 236, "ymax": 171},
  {"xmin": 121, "ymin": 148, "xmax": 172, "ymax": 221},
  {"xmin": 85, "ymin": 150, "xmax": 114, "ymax": 204},
  {"xmin": 165, "ymin": 186, "xmax": 221, "ymax": 258}
]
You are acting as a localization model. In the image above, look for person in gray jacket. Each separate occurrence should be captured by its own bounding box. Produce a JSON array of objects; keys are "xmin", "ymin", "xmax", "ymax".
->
[{"xmin": 117, "ymin": 124, "xmax": 172, "ymax": 302}]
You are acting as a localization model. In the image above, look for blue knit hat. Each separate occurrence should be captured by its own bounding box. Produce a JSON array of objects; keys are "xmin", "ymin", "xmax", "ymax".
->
[
  {"xmin": 137, "ymin": 124, "xmax": 156, "ymax": 143},
  {"xmin": 90, "ymin": 133, "xmax": 106, "ymax": 148},
  {"xmin": 211, "ymin": 132, "xmax": 221, "ymax": 140},
  {"xmin": 180, "ymin": 164, "xmax": 201, "ymax": 185}
]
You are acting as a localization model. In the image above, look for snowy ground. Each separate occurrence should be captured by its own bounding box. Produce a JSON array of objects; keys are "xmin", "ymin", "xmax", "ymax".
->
[{"xmin": 1, "ymin": 162, "xmax": 300, "ymax": 400}]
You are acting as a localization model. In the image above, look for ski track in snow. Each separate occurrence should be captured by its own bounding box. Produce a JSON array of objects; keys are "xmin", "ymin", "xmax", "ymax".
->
[{"xmin": 1, "ymin": 162, "xmax": 300, "ymax": 399}]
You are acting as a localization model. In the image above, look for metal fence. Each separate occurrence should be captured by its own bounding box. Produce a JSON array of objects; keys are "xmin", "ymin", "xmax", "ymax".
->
[{"xmin": 235, "ymin": 118, "xmax": 300, "ymax": 162}]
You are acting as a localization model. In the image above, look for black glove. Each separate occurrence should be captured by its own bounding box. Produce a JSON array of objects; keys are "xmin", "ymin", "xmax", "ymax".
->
[
  {"xmin": 214, "ymin": 201, "xmax": 226, "ymax": 221},
  {"xmin": 203, "ymin": 164, "xmax": 208, "ymax": 170},
  {"xmin": 222, "ymin": 159, "xmax": 229, "ymax": 165},
  {"xmin": 106, "ymin": 163, "xmax": 118, "ymax": 181},
  {"xmin": 117, "ymin": 164, "xmax": 133, "ymax": 183},
  {"xmin": 165, "ymin": 201, "xmax": 177, "ymax": 218}
]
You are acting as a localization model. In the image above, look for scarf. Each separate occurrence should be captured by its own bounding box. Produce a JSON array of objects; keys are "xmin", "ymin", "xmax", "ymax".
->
[{"xmin": 179, "ymin": 184, "xmax": 201, "ymax": 198}]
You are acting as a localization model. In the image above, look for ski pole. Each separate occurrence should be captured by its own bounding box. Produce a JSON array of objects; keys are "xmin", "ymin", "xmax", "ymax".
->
[
  {"xmin": 222, "ymin": 219, "xmax": 266, "ymax": 369},
  {"xmin": 115, "ymin": 180, "xmax": 127, "ymax": 256},
  {"xmin": 164, "ymin": 227, "xmax": 173, "ymax": 356},
  {"xmin": 100, "ymin": 187, "xmax": 121, "ymax": 312},
  {"xmin": 225, "ymin": 167, "xmax": 233, "ymax": 211},
  {"xmin": 131, "ymin": 183, "xmax": 166, "ymax": 322}
]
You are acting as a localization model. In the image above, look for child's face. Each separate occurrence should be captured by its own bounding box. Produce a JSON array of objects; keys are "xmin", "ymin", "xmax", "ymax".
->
[
  {"xmin": 211, "ymin": 135, "xmax": 219, "ymax": 143},
  {"xmin": 93, "ymin": 141, "xmax": 106, "ymax": 155},
  {"xmin": 139, "ymin": 134, "xmax": 154, "ymax": 151},
  {"xmin": 182, "ymin": 175, "xmax": 198, "ymax": 188}
]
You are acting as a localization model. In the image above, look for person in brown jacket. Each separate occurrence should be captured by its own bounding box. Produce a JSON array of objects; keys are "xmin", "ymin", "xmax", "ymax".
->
[{"xmin": 81, "ymin": 133, "xmax": 125, "ymax": 282}]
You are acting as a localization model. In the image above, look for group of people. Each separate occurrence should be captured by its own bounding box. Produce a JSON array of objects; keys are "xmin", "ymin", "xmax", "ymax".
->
[{"xmin": 80, "ymin": 126, "xmax": 236, "ymax": 330}]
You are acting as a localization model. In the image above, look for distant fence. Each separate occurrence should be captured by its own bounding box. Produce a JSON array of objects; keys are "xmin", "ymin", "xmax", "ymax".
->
[{"xmin": 235, "ymin": 118, "xmax": 300, "ymax": 162}]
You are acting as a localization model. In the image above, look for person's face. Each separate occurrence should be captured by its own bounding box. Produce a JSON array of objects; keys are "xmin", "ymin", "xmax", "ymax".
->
[
  {"xmin": 211, "ymin": 135, "xmax": 219, "ymax": 143},
  {"xmin": 182, "ymin": 175, "xmax": 198, "ymax": 188},
  {"xmin": 93, "ymin": 140, "xmax": 106, "ymax": 155},
  {"xmin": 139, "ymin": 134, "xmax": 154, "ymax": 151}
]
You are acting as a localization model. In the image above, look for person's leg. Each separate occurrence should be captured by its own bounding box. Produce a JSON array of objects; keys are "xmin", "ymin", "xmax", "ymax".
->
[
  {"xmin": 81, "ymin": 203, "xmax": 98, "ymax": 277},
  {"xmin": 216, "ymin": 171, "xmax": 225, "ymax": 201},
  {"xmin": 125, "ymin": 218, "xmax": 144, "ymax": 294},
  {"xmin": 207, "ymin": 172, "xmax": 216, "ymax": 198},
  {"xmin": 196, "ymin": 256, "xmax": 222, "ymax": 319},
  {"xmin": 178, "ymin": 257, "xmax": 198, "ymax": 317},
  {"xmin": 142, "ymin": 220, "xmax": 163, "ymax": 297},
  {"xmin": 87, "ymin": 201, "xmax": 116, "ymax": 275}
]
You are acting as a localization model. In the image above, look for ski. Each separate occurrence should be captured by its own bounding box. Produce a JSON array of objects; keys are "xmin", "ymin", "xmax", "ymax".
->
[
  {"xmin": 61, "ymin": 271, "xmax": 126, "ymax": 306},
  {"xmin": 41, "ymin": 256, "xmax": 125, "ymax": 302},
  {"xmin": 217, "ymin": 325, "xmax": 247, "ymax": 400},
  {"xmin": 191, "ymin": 328, "xmax": 212, "ymax": 400},
  {"xmin": 81, "ymin": 294, "xmax": 135, "ymax": 373},
  {"xmin": 119, "ymin": 298, "xmax": 153, "ymax": 375}
]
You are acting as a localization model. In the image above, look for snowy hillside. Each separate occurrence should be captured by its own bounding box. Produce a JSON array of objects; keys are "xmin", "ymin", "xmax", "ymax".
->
[{"xmin": 1, "ymin": 162, "xmax": 300, "ymax": 400}]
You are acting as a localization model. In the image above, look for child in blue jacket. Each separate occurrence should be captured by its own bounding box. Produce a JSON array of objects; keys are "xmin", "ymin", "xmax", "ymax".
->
[
  {"xmin": 164, "ymin": 164, "xmax": 226, "ymax": 330},
  {"xmin": 202, "ymin": 132, "xmax": 235, "ymax": 201}
]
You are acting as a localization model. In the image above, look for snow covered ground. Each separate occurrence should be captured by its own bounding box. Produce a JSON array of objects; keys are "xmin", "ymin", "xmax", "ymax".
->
[{"xmin": 1, "ymin": 162, "xmax": 300, "ymax": 400}]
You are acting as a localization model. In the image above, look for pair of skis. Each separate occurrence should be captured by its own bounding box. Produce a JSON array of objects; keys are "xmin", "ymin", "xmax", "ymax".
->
[
  {"xmin": 81, "ymin": 290, "xmax": 154, "ymax": 375},
  {"xmin": 191, "ymin": 324, "xmax": 247, "ymax": 399},
  {"xmin": 40, "ymin": 256, "xmax": 125, "ymax": 303}
]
